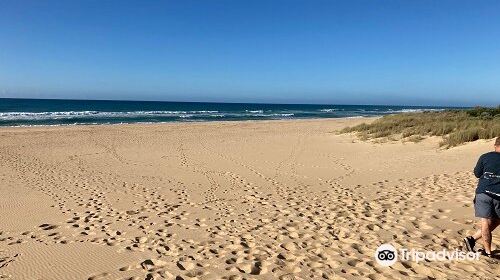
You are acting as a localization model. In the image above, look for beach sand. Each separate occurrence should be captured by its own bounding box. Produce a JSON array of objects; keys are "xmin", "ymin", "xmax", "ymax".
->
[{"xmin": 0, "ymin": 118, "xmax": 498, "ymax": 279}]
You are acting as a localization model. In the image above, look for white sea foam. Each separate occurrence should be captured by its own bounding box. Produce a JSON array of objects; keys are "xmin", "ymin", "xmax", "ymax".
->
[
  {"xmin": 0, "ymin": 107, "xmax": 448, "ymax": 126},
  {"xmin": 388, "ymin": 108, "xmax": 444, "ymax": 113},
  {"xmin": 271, "ymin": 113, "xmax": 294, "ymax": 117},
  {"xmin": 344, "ymin": 116, "xmax": 365, "ymax": 119},
  {"xmin": 0, "ymin": 110, "xmax": 220, "ymax": 120}
]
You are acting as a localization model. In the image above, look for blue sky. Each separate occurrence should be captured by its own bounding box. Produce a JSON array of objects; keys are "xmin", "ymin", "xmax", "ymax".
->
[{"xmin": 0, "ymin": 0, "xmax": 499, "ymax": 106}]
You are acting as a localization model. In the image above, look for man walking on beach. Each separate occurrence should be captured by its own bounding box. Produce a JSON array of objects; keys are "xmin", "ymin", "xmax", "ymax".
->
[{"xmin": 464, "ymin": 137, "xmax": 500, "ymax": 257}]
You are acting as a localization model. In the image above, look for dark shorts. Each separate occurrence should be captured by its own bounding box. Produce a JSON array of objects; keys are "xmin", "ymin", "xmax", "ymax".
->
[{"xmin": 474, "ymin": 193, "xmax": 500, "ymax": 219}]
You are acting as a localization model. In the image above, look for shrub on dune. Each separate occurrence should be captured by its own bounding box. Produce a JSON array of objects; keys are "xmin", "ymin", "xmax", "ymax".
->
[{"xmin": 341, "ymin": 106, "xmax": 500, "ymax": 148}]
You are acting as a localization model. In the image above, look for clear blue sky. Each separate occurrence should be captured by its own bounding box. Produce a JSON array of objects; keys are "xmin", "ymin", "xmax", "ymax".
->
[{"xmin": 1, "ymin": 0, "xmax": 499, "ymax": 106}]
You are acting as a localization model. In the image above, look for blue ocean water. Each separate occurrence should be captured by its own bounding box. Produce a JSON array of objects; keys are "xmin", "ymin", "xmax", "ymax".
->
[{"xmin": 0, "ymin": 98, "xmax": 459, "ymax": 127}]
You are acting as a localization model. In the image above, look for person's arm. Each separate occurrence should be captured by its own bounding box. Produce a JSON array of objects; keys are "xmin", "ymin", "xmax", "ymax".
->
[{"xmin": 474, "ymin": 155, "xmax": 484, "ymax": 178}]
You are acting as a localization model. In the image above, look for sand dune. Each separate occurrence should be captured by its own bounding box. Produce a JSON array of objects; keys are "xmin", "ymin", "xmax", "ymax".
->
[{"xmin": 0, "ymin": 118, "xmax": 498, "ymax": 279}]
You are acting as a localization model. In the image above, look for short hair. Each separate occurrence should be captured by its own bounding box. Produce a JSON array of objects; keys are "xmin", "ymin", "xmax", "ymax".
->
[{"xmin": 496, "ymin": 137, "xmax": 500, "ymax": 146}]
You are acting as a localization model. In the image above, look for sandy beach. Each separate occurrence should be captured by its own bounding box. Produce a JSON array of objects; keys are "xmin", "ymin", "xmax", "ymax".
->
[{"xmin": 0, "ymin": 118, "xmax": 498, "ymax": 280}]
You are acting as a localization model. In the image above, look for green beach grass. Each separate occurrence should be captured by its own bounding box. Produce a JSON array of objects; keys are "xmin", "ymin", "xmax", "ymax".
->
[{"xmin": 341, "ymin": 106, "xmax": 500, "ymax": 147}]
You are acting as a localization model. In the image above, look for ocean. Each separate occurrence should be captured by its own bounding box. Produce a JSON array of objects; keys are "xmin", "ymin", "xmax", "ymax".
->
[{"xmin": 0, "ymin": 98, "xmax": 459, "ymax": 127}]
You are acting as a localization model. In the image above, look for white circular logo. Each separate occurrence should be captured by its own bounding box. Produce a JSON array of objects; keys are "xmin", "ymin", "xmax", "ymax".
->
[{"xmin": 375, "ymin": 244, "xmax": 397, "ymax": 266}]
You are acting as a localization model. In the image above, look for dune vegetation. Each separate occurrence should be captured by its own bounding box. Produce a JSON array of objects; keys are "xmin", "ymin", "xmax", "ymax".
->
[{"xmin": 341, "ymin": 106, "xmax": 500, "ymax": 147}]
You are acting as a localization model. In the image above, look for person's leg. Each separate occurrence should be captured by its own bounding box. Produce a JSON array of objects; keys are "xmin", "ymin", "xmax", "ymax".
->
[
  {"xmin": 472, "ymin": 228, "xmax": 482, "ymax": 240},
  {"xmin": 481, "ymin": 218, "xmax": 495, "ymax": 254},
  {"xmin": 464, "ymin": 193, "xmax": 496, "ymax": 252},
  {"xmin": 472, "ymin": 218, "xmax": 500, "ymax": 240}
]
